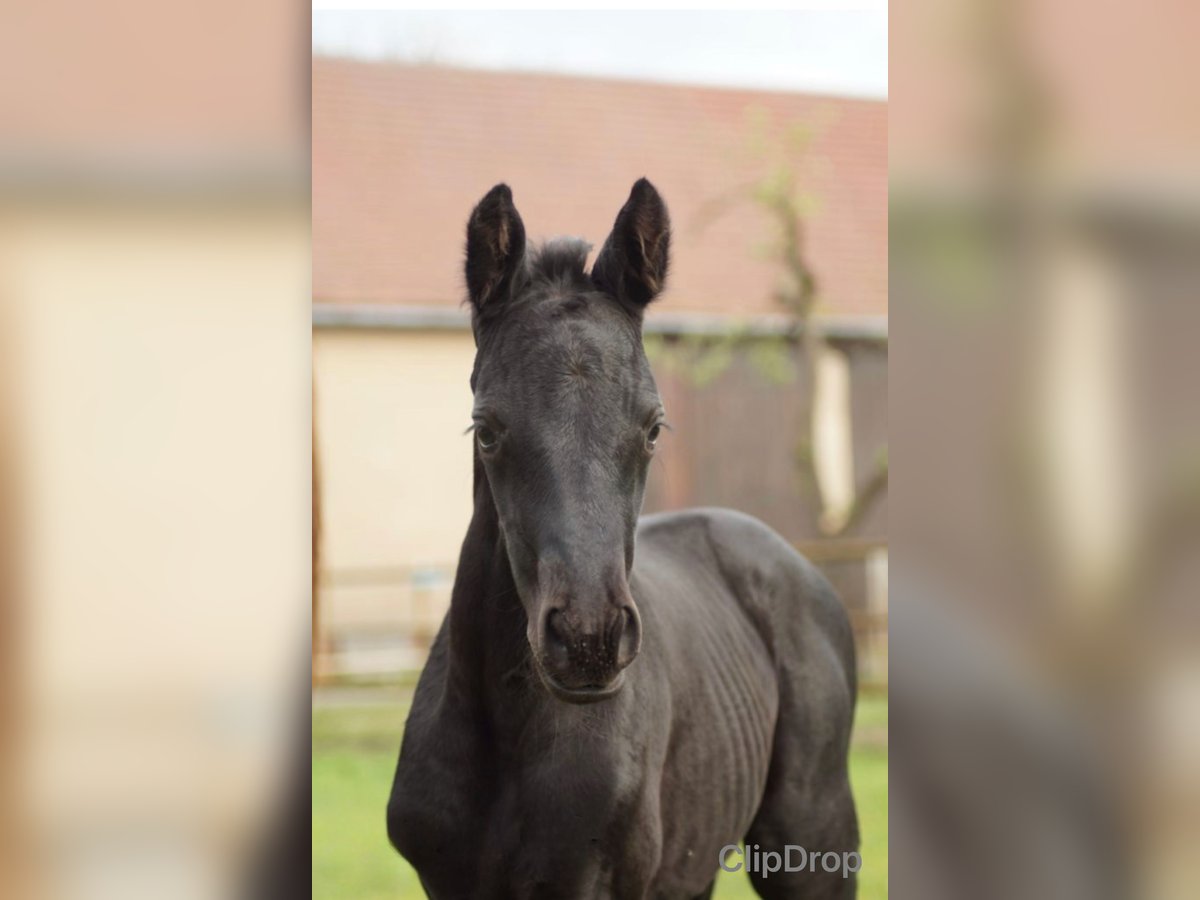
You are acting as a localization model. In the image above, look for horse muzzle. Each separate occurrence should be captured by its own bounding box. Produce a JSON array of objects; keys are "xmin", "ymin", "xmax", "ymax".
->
[{"xmin": 534, "ymin": 599, "xmax": 641, "ymax": 704}]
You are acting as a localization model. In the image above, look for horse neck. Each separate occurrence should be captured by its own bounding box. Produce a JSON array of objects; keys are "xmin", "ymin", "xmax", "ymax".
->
[{"xmin": 445, "ymin": 455, "xmax": 531, "ymax": 704}]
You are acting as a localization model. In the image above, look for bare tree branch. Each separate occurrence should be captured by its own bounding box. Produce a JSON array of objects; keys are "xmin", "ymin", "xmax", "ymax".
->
[{"xmin": 697, "ymin": 116, "xmax": 888, "ymax": 537}]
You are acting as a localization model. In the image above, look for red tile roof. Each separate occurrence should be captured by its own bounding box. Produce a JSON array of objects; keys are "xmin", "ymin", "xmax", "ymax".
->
[{"xmin": 313, "ymin": 58, "xmax": 886, "ymax": 320}]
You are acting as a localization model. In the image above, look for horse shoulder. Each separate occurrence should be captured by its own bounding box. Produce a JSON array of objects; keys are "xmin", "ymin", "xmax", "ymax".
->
[{"xmin": 386, "ymin": 627, "xmax": 484, "ymax": 875}]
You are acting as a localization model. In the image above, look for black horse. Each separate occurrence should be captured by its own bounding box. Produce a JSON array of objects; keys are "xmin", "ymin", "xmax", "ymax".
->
[{"xmin": 387, "ymin": 180, "xmax": 859, "ymax": 898}]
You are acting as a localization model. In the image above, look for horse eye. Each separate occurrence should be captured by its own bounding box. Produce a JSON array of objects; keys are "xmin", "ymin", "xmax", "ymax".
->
[
  {"xmin": 476, "ymin": 426, "xmax": 499, "ymax": 452},
  {"xmin": 645, "ymin": 424, "xmax": 662, "ymax": 452}
]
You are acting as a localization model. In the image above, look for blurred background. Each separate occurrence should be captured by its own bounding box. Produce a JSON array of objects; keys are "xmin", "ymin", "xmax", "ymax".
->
[
  {"xmin": 891, "ymin": 0, "xmax": 1200, "ymax": 898},
  {"xmin": 1, "ymin": 2, "xmax": 309, "ymax": 900},
  {"xmin": 8, "ymin": 2, "xmax": 1193, "ymax": 899},
  {"xmin": 310, "ymin": 9, "xmax": 887, "ymax": 900}
]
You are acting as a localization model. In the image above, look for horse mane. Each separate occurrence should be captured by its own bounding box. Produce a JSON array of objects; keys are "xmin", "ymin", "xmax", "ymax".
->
[
  {"xmin": 466, "ymin": 237, "xmax": 596, "ymax": 328},
  {"xmin": 527, "ymin": 237, "xmax": 593, "ymax": 289}
]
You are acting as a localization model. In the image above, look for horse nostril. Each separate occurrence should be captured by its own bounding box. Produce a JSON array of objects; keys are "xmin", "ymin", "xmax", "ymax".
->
[
  {"xmin": 614, "ymin": 606, "xmax": 641, "ymax": 670},
  {"xmin": 607, "ymin": 607, "xmax": 627, "ymax": 647},
  {"xmin": 543, "ymin": 608, "xmax": 571, "ymax": 667}
]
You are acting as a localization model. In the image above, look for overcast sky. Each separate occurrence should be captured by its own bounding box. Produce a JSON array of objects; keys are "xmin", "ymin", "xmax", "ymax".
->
[{"xmin": 312, "ymin": 10, "xmax": 888, "ymax": 99}]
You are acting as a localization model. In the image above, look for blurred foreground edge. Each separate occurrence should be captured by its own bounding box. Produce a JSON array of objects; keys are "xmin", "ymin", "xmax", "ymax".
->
[
  {"xmin": 1, "ymin": 2, "xmax": 312, "ymax": 899},
  {"xmin": 891, "ymin": 0, "xmax": 1200, "ymax": 898}
]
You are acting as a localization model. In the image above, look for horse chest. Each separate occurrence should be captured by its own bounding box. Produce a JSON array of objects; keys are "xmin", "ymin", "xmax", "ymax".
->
[{"xmin": 393, "ymin": 698, "xmax": 662, "ymax": 898}]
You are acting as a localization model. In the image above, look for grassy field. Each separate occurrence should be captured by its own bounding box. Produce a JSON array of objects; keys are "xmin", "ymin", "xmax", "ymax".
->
[{"xmin": 313, "ymin": 685, "xmax": 887, "ymax": 899}]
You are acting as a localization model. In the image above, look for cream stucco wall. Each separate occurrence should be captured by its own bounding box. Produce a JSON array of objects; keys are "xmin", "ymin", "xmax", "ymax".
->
[
  {"xmin": 313, "ymin": 328, "xmax": 477, "ymax": 668},
  {"xmin": 313, "ymin": 328, "xmax": 476, "ymax": 572}
]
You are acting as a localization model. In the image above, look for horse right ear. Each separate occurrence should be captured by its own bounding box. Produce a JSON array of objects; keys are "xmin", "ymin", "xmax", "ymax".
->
[
  {"xmin": 591, "ymin": 178, "xmax": 671, "ymax": 311},
  {"xmin": 465, "ymin": 184, "xmax": 527, "ymax": 314}
]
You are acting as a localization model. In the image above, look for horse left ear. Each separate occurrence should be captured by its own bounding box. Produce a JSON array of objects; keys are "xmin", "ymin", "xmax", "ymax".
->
[
  {"xmin": 592, "ymin": 178, "xmax": 671, "ymax": 310},
  {"xmin": 465, "ymin": 184, "xmax": 527, "ymax": 315}
]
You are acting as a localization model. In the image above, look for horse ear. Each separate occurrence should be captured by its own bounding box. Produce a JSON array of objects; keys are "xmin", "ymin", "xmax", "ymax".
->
[
  {"xmin": 465, "ymin": 184, "xmax": 527, "ymax": 313},
  {"xmin": 592, "ymin": 178, "xmax": 671, "ymax": 310}
]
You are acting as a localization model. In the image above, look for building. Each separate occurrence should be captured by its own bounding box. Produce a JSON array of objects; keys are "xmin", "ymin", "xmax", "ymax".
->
[{"xmin": 312, "ymin": 58, "xmax": 887, "ymax": 678}]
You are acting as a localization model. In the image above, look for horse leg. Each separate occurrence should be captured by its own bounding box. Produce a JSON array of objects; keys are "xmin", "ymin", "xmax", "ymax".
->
[
  {"xmin": 744, "ymin": 770, "xmax": 858, "ymax": 898},
  {"xmin": 744, "ymin": 686, "xmax": 859, "ymax": 898}
]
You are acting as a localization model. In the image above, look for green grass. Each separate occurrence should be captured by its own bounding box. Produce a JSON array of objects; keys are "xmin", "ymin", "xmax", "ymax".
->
[{"xmin": 313, "ymin": 690, "xmax": 887, "ymax": 899}]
